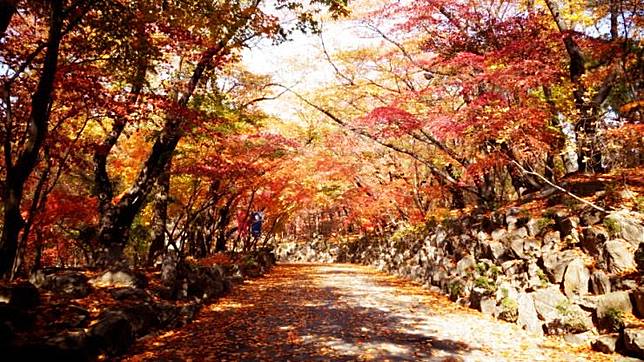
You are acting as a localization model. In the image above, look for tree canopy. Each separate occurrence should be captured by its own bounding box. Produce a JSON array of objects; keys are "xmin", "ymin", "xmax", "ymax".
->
[{"xmin": 0, "ymin": 0, "xmax": 641, "ymax": 278}]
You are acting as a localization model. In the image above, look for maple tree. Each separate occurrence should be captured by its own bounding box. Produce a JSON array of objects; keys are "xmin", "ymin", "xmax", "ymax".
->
[
  {"xmin": 0, "ymin": 0, "xmax": 98, "ymax": 278},
  {"xmin": 273, "ymin": 0, "xmax": 641, "ymax": 238},
  {"xmin": 1, "ymin": 3, "xmax": 642, "ymax": 362},
  {"xmin": 0, "ymin": 0, "xmax": 641, "ymax": 278},
  {"xmin": 0, "ymin": 0, "xmax": 349, "ymax": 276}
]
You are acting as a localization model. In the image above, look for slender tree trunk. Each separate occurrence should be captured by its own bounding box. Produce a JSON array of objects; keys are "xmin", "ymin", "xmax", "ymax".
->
[
  {"xmin": 450, "ymin": 186, "xmax": 466, "ymax": 209},
  {"xmin": 202, "ymin": 180, "xmax": 221, "ymax": 254},
  {"xmin": 12, "ymin": 159, "xmax": 51, "ymax": 277},
  {"xmin": 609, "ymin": 0, "xmax": 619, "ymax": 41},
  {"xmin": 194, "ymin": 216, "xmax": 207, "ymax": 257},
  {"xmin": 215, "ymin": 196, "xmax": 235, "ymax": 252},
  {"xmin": 30, "ymin": 231, "xmax": 44, "ymax": 274},
  {"xmin": 545, "ymin": 153, "xmax": 556, "ymax": 182},
  {"xmin": 147, "ymin": 162, "xmax": 170, "ymax": 265},
  {"xmin": 0, "ymin": 0, "xmax": 63, "ymax": 279},
  {"xmin": 480, "ymin": 171, "xmax": 496, "ymax": 204}
]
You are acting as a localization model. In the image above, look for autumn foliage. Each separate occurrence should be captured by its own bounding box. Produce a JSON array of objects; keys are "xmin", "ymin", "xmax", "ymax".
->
[{"xmin": 0, "ymin": 0, "xmax": 642, "ymax": 277}]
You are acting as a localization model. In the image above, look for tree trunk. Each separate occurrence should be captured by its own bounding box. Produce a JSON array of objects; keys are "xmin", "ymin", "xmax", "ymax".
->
[
  {"xmin": 94, "ymin": 33, "xmax": 240, "ymax": 264},
  {"xmin": 30, "ymin": 231, "xmax": 44, "ymax": 274},
  {"xmin": 0, "ymin": 0, "xmax": 63, "ymax": 279},
  {"xmin": 499, "ymin": 142, "xmax": 542, "ymax": 197},
  {"xmin": 609, "ymin": 0, "xmax": 619, "ymax": 41},
  {"xmin": 0, "ymin": 0, "xmax": 17, "ymax": 39},
  {"xmin": 544, "ymin": 0, "xmax": 611, "ymax": 173},
  {"xmin": 545, "ymin": 153, "xmax": 556, "ymax": 182},
  {"xmin": 215, "ymin": 196, "xmax": 236, "ymax": 252},
  {"xmin": 450, "ymin": 186, "xmax": 466, "ymax": 209},
  {"xmin": 94, "ymin": 3, "xmax": 263, "ymax": 264},
  {"xmin": 93, "ymin": 61, "xmax": 146, "ymax": 215},
  {"xmin": 479, "ymin": 171, "xmax": 496, "ymax": 204},
  {"xmin": 147, "ymin": 162, "xmax": 170, "ymax": 265}
]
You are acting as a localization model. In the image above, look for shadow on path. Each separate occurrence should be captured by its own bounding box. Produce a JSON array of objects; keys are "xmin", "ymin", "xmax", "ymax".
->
[
  {"xmin": 123, "ymin": 263, "xmax": 606, "ymax": 362},
  {"xmin": 123, "ymin": 264, "xmax": 473, "ymax": 361}
]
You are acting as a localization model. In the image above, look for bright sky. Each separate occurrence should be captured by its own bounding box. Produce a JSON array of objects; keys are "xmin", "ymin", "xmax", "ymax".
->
[{"xmin": 241, "ymin": 0, "xmax": 382, "ymax": 121}]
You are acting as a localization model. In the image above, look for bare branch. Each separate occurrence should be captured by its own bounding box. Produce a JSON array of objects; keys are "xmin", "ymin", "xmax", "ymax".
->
[{"xmin": 511, "ymin": 161, "xmax": 606, "ymax": 213}]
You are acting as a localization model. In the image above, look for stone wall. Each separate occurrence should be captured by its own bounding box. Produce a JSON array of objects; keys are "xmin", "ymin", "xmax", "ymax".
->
[
  {"xmin": 276, "ymin": 207, "xmax": 644, "ymax": 358},
  {"xmin": 0, "ymin": 249, "xmax": 276, "ymax": 361}
]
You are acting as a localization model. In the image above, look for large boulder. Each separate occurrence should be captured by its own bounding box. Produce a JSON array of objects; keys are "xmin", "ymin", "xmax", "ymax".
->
[
  {"xmin": 582, "ymin": 291, "xmax": 633, "ymax": 319},
  {"xmin": 582, "ymin": 226, "xmax": 609, "ymax": 256},
  {"xmin": 562, "ymin": 258, "xmax": 590, "ymax": 297},
  {"xmin": 90, "ymin": 269, "xmax": 148, "ymax": 289},
  {"xmin": 501, "ymin": 260, "xmax": 524, "ymax": 277},
  {"xmin": 557, "ymin": 216, "xmax": 580, "ymax": 241},
  {"xmin": 541, "ymin": 250, "xmax": 578, "ymax": 283},
  {"xmin": 225, "ymin": 264, "xmax": 245, "ymax": 283},
  {"xmin": 604, "ymin": 211, "xmax": 644, "ymax": 247},
  {"xmin": 491, "ymin": 229, "xmax": 507, "ymax": 242},
  {"xmin": 2, "ymin": 282, "xmax": 40, "ymax": 308},
  {"xmin": 481, "ymin": 240, "xmax": 506, "ymax": 261},
  {"xmin": 110, "ymin": 287, "xmax": 151, "ymax": 302},
  {"xmin": 33, "ymin": 271, "xmax": 91, "ymax": 299},
  {"xmin": 623, "ymin": 328, "xmax": 644, "ymax": 359},
  {"xmin": 531, "ymin": 286, "xmax": 567, "ymax": 320},
  {"xmin": 496, "ymin": 296, "xmax": 519, "ymax": 323},
  {"xmin": 580, "ymin": 209, "xmax": 604, "ymax": 226},
  {"xmin": 522, "ymin": 238, "xmax": 543, "ymax": 259},
  {"xmin": 162, "ymin": 262, "xmax": 227, "ymax": 301},
  {"xmin": 590, "ymin": 270, "xmax": 611, "ymax": 295},
  {"xmin": 470, "ymin": 286, "xmax": 494, "ymax": 310},
  {"xmin": 526, "ymin": 262, "xmax": 546, "ymax": 290},
  {"xmin": 510, "ymin": 238, "xmax": 526, "ymax": 259},
  {"xmin": 531, "ymin": 285, "xmax": 593, "ymax": 335},
  {"xmin": 10, "ymin": 331, "xmax": 91, "ymax": 362},
  {"xmin": 88, "ymin": 311, "xmax": 134, "ymax": 356},
  {"xmin": 542, "ymin": 230, "xmax": 561, "ymax": 248},
  {"xmin": 409, "ymin": 265, "xmax": 425, "ymax": 282},
  {"xmin": 591, "ymin": 334, "xmax": 619, "ymax": 354},
  {"xmin": 563, "ymin": 332, "xmax": 593, "ymax": 347},
  {"xmin": 157, "ymin": 302, "xmax": 201, "ymax": 329},
  {"xmin": 526, "ymin": 218, "xmax": 552, "ymax": 237},
  {"xmin": 456, "ymin": 255, "xmax": 476, "ymax": 276},
  {"xmin": 42, "ymin": 304, "xmax": 90, "ymax": 329},
  {"xmin": 103, "ymin": 303, "xmax": 159, "ymax": 338},
  {"xmin": 508, "ymin": 227, "xmax": 529, "ymax": 240},
  {"xmin": 597, "ymin": 291, "xmax": 633, "ymax": 319},
  {"xmin": 187, "ymin": 265, "xmax": 226, "ymax": 301},
  {"xmin": 604, "ymin": 239, "xmax": 636, "ymax": 273},
  {"xmin": 255, "ymin": 248, "xmax": 277, "ymax": 268},
  {"xmin": 479, "ymin": 296, "xmax": 497, "ymax": 317},
  {"xmin": 517, "ymin": 292, "xmax": 542, "ymax": 336}
]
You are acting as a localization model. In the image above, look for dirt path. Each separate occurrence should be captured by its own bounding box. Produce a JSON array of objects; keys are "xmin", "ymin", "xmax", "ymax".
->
[{"xmin": 123, "ymin": 263, "xmax": 614, "ymax": 361}]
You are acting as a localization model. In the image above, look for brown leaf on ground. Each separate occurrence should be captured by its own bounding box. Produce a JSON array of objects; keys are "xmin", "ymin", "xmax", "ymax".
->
[{"xmin": 122, "ymin": 263, "xmax": 618, "ymax": 361}]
